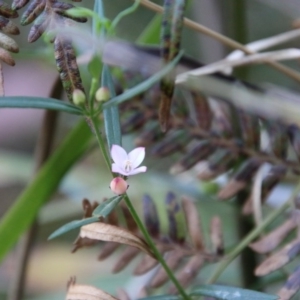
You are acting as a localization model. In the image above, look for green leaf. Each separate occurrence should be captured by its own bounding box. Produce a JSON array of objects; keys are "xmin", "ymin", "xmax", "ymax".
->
[
  {"xmin": 92, "ymin": 195, "xmax": 123, "ymax": 217},
  {"xmin": 102, "ymin": 64, "xmax": 122, "ymax": 149},
  {"xmin": 139, "ymin": 296, "xmax": 180, "ymax": 300},
  {"xmin": 48, "ymin": 216, "xmax": 100, "ymax": 240},
  {"xmin": 190, "ymin": 285, "xmax": 278, "ymax": 300},
  {"xmin": 0, "ymin": 96, "xmax": 83, "ymax": 114},
  {"xmin": 103, "ymin": 51, "xmax": 183, "ymax": 109},
  {"xmin": 0, "ymin": 119, "xmax": 93, "ymax": 263}
]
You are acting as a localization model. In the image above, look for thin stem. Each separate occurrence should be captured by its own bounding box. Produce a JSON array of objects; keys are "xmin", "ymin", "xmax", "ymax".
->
[
  {"xmin": 123, "ymin": 195, "xmax": 190, "ymax": 299},
  {"xmin": 90, "ymin": 114, "xmax": 189, "ymax": 299},
  {"xmin": 111, "ymin": 0, "xmax": 141, "ymax": 31},
  {"xmin": 207, "ymin": 180, "xmax": 300, "ymax": 284},
  {"xmin": 90, "ymin": 115, "xmax": 112, "ymax": 175},
  {"xmin": 137, "ymin": 0, "xmax": 300, "ymax": 85}
]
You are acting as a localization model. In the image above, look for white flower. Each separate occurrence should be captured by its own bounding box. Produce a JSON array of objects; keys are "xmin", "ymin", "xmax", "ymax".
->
[{"xmin": 111, "ymin": 144, "xmax": 147, "ymax": 176}]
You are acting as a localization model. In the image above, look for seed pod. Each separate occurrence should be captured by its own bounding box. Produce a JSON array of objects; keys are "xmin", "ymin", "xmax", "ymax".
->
[
  {"xmin": 170, "ymin": 141, "xmax": 212, "ymax": 174},
  {"xmin": 151, "ymin": 130, "xmax": 191, "ymax": 157}
]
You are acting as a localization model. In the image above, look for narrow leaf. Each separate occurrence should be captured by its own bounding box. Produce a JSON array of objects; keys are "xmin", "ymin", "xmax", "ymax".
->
[
  {"xmin": 80, "ymin": 223, "xmax": 154, "ymax": 257},
  {"xmin": 48, "ymin": 216, "xmax": 99, "ymax": 240},
  {"xmin": 102, "ymin": 64, "xmax": 122, "ymax": 149},
  {"xmin": 190, "ymin": 285, "xmax": 278, "ymax": 300},
  {"xmin": 0, "ymin": 120, "xmax": 93, "ymax": 263},
  {"xmin": 92, "ymin": 196, "xmax": 123, "ymax": 218},
  {"xmin": 0, "ymin": 96, "xmax": 82, "ymax": 114}
]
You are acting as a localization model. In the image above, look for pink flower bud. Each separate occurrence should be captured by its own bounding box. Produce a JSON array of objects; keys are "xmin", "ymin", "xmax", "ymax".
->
[{"xmin": 110, "ymin": 177, "xmax": 128, "ymax": 195}]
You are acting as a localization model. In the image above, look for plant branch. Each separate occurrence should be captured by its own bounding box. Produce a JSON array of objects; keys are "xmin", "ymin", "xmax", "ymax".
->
[
  {"xmin": 90, "ymin": 114, "xmax": 190, "ymax": 299},
  {"xmin": 137, "ymin": 0, "xmax": 300, "ymax": 84}
]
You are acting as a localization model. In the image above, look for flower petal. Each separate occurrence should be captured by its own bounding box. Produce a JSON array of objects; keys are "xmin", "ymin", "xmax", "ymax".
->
[
  {"xmin": 128, "ymin": 147, "xmax": 145, "ymax": 168},
  {"xmin": 112, "ymin": 163, "xmax": 127, "ymax": 176},
  {"xmin": 128, "ymin": 166, "xmax": 147, "ymax": 176},
  {"xmin": 111, "ymin": 145, "xmax": 128, "ymax": 165}
]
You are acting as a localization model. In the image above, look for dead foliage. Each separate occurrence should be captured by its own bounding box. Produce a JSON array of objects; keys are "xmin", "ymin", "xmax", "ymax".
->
[{"xmin": 71, "ymin": 195, "xmax": 224, "ymax": 294}]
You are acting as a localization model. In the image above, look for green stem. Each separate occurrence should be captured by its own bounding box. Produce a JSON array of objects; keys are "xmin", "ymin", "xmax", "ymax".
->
[
  {"xmin": 90, "ymin": 114, "xmax": 189, "ymax": 299},
  {"xmin": 207, "ymin": 181, "xmax": 300, "ymax": 284},
  {"xmin": 90, "ymin": 116, "xmax": 112, "ymax": 175},
  {"xmin": 123, "ymin": 194, "xmax": 190, "ymax": 299}
]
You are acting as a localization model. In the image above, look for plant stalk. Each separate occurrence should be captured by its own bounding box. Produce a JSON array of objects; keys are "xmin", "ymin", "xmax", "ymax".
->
[{"xmin": 90, "ymin": 115, "xmax": 190, "ymax": 299}]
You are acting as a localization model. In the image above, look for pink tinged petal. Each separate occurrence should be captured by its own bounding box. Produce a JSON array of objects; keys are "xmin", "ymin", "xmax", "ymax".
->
[
  {"xmin": 111, "ymin": 145, "xmax": 128, "ymax": 165},
  {"xmin": 112, "ymin": 163, "xmax": 128, "ymax": 176},
  {"xmin": 128, "ymin": 147, "xmax": 145, "ymax": 168},
  {"xmin": 128, "ymin": 166, "xmax": 147, "ymax": 176},
  {"xmin": 110, "ymin": 177, "xmax": 128, "ymax": 195}
]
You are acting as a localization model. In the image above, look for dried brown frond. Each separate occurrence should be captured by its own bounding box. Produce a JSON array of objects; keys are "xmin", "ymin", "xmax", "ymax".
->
[
  {"xmin": 255, "ymin": 238, "xmax": 300, "ymax": 276},
  {"xmin": 250, "ymin": 216, "xmax": 297, "ymax": 254},
  {"xmin": 12, "ymin": 0, "xmax": 86, "ymax": 42},
  {"xmin": 72, "ymin": 194, "xmax": 223, "ymax": 295},
  {"xmin": 277, "ymin": 266, "xmax": 300, "ymax": 300},
  {"xmin": 54, "ymin": 35, "xmax": 85, "ymax": 102}
]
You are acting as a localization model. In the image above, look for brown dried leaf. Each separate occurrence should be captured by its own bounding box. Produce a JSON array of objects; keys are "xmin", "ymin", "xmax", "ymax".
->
[
  {"xmin": 134, "ymin": 244, "xmax": 168, "ymax": 275},
  {"xmin": 150, "ymin": 250, "xmax": 184, "ymax": 288},
  {"xmin": 0, "ymin": 17, "xmax": 19, "ymax": 35},
  {"xmin": 170, "ymin": 141, "xmax": 212, "ymax": 174},
  {"xmin": 121, "ymin": 203, "xmax": 137, "ymax": 232},
  {"xmin": 210, "ymin": 216, "xmax": 224, "ymax": 256},
  {"xmin": 98, "ymin": 242, "xmax": 120, "ymax": 260},
  {"xmin": 192, "ymin": 92, "xmax": 212, "ymax": 131},
  {"xmin": 54, "ymin": 36, "xmax": 84, "ymax": 101},
  {"xmin": 181, "ymin": 196, "xmax": 204, "ymax": 250},
  {"xmin": 169, "ymin": 254, "xmax": 204, "ymax": 293},
  {"xmin": 112, "ymin": 246, "xmax": 140, "ymax": 273},
  {"xmin": 0, "ymin": 32, "xmax": 18, "ymax": 53},
  {"xmin": 66, "ymin": 277, "xmax": 118, "ymax": 300},
  {"xmin": 250, "ymin": 217, "xmax": 297, "ymax": 254},
  {"xmin": 218, "ymin": 158, "xmax": 262, "ymax": 199},
  {"xmin": 277, "ymin": 265, "xmax": 300, "ymax": 300},
  {"xmin": 255, "ymin": 238, "xmax": 300, "ymax": 276},
  {"xmin": 0, "ymin": 48, "xmax": 14, "ymax": 65},
  {"xmin": 80, "ymin": 223, "xmax": 154, "ymax": 258}
]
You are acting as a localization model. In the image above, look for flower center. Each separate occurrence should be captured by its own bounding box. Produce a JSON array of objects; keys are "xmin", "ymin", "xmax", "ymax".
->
[{"xmin": 124, "ymin": 160, "xmax": 132, "ymax": 173}]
